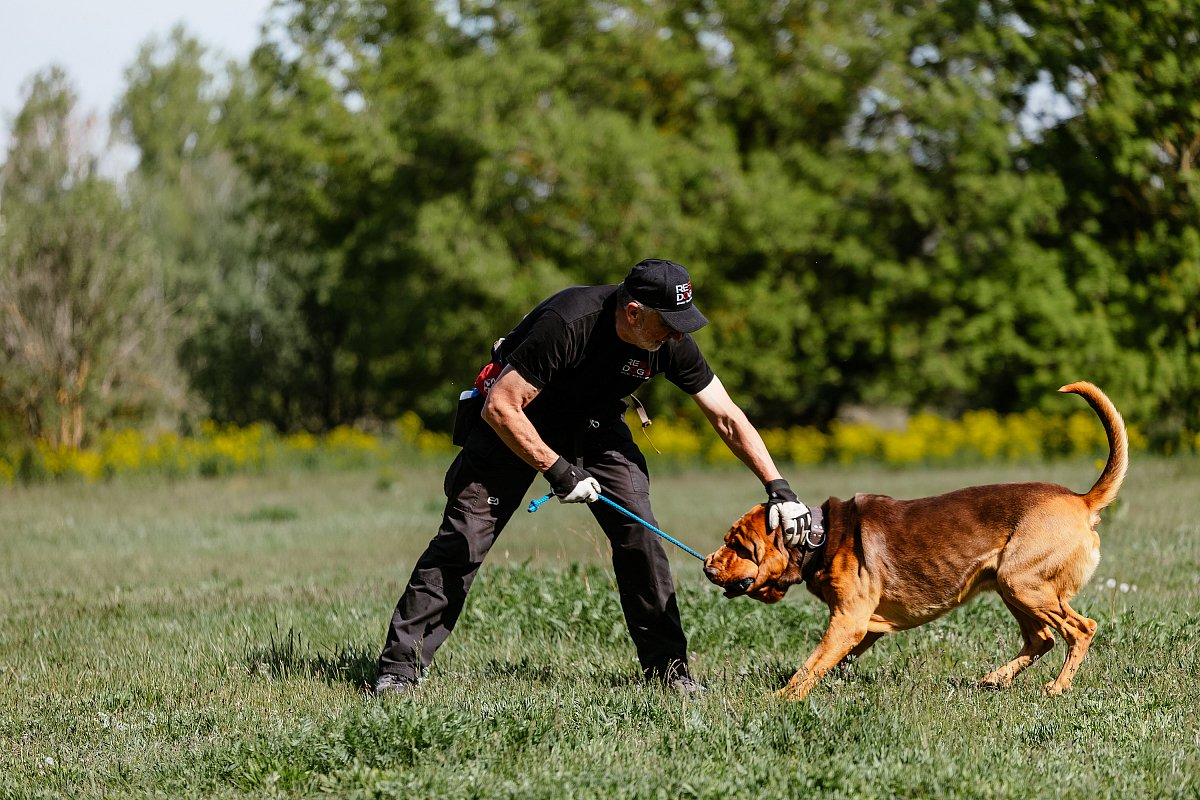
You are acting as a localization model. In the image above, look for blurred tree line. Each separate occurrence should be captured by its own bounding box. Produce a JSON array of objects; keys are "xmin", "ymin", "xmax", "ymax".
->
[{"xmin": 1, "ymin": 0, "xmax": 1197, "ymax": 451}]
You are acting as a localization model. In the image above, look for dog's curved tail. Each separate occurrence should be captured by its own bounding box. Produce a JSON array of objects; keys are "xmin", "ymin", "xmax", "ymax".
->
[{"xmin": 1059, "ymin": 381, "xmax": 1128, "ymax": 513}]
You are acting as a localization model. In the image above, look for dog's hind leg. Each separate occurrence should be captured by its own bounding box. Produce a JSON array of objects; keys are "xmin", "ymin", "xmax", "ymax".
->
[
  {"xmin": 997, "ymin": 523, "xmax": 1099, "ymax": 695},
  {"xmin": 978, "ymin": 598, "xmax": 1055, "ymax": 689},
  {"xmin": 1040, "ymin": 599, "xmax": 1097, "ymax": 696},
  {"xmin": 1001, "ymin": 590, "xmax": 1096, "ymax": 696}
]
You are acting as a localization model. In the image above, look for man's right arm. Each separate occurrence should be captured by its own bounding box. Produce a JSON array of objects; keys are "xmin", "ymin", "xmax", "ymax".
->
[
  {"xmin": 481, "ymin": 365, "xmax": 558, "ymax": 471},
  {"xmin": 481, "ymin": 365, "xmax": 600, "ymax": 502}
]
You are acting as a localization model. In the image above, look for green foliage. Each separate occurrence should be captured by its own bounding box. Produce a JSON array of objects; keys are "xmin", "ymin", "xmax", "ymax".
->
[
  {"xmin": 211, "ymin": 0, "xmax": 1200, "ymax": 435},
  {"xmin": 6, "ymin": 1, "xmax": 1199, "ymax": 445},
  {"xmin": 112, "ymin": 28, "xmax": 291, "ymax": 428},
  {"xmin": 1013, "ymin": 0, "xmax": 1200, "ymax": 443}
]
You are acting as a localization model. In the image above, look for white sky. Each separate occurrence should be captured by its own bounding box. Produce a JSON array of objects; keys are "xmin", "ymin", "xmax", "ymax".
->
[{"xmin": 0, "ymin": 0, "xmax": 276, "ymax": 154}]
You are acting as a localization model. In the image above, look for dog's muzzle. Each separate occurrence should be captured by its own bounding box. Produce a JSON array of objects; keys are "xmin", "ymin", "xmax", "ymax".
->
[{"xmin": 722, "ymin": 577, "xmax": 754, "ymax": 598}]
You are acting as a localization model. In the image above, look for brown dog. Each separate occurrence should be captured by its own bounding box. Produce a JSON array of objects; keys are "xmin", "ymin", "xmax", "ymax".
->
[{"xmin": 703, "ymin": 382, "xmax": 1127, "ymax": 700}]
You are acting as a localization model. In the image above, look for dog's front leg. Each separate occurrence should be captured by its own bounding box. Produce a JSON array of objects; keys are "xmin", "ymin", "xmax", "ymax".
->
[{"xmin": 777, "ymin": 613, "xmax": 871, "ymax": 701}]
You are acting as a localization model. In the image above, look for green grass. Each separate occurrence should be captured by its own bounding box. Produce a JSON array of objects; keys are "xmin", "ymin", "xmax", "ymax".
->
[{"xmin": 2, "ymin": 457, "xmax": 1199, "ymax": 798}]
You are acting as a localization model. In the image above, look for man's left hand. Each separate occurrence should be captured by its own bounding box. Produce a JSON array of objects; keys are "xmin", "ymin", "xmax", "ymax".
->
[
  {"xmin": 765, "ymin": 478, "xmax": 812, "ymax": 547},
  {"xmin": 546, "ymin": 457, "xmax": 602, "ymax": 504}
]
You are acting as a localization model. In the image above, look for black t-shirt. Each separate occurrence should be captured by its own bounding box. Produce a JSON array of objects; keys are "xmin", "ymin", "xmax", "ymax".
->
[{"xmin": 496, "ymin": 285, "xmax": 715, "ymax": 431}]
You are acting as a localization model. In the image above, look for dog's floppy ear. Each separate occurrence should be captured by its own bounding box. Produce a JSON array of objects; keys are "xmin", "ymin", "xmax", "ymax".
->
[
  {"xmin": 748, "ymin": 504, "xmax": 769, "ymax": 563},
  {"xmin": 725, "ymin": 509, "xmax": 755, "ymax": 552},
  {"xmin": 757, "ymin": 502, "xmax": 791, "ymax": 555},
  {"xmin": 747, "ymin": 504, "xmax": 790, "ymax": 591},
  {"xmin": 745, "ymin": 504, "xmax": 784, "ymax": 563}
]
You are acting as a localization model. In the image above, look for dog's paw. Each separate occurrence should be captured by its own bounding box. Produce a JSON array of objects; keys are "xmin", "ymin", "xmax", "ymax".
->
[
  {"xmin": 774, "ymin": 681, "xmax": 813, "ymax": 702},
  {"xmin": 978, "ymin": 670, "xmax": 1015, "ymax": 690},
  {"xmin": 1041, "ymin": 682, "xmax": 1069, "ymax": 697}
]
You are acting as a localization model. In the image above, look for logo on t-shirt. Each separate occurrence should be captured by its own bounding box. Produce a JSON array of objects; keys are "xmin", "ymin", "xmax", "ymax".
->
[
  {"xmin": 622, "ymin": 358, "xmax": 652, "ymax": 380},
  {"xmin": 675, "ymin": 282, "xmax": 692, "ymax": 305}
]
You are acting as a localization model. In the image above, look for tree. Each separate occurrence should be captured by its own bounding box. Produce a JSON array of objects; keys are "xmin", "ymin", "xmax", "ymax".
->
[
  {"xmin": 221, "ymin": 0, "xmax": 1200, "ymax": 434},
  {"xmin": 1013, "ymin": 0, "xmax": 1200, "ymax": 439},
  {"xmin": 0, "ymin": 68, "xmax": 182, "ymax": 448},
  {"xmin": 113, "ymin": 27, "xmax": 312, "ymax": 429}
]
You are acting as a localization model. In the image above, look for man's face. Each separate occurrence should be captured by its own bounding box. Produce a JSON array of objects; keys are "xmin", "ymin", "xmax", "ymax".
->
[{"xmin": 627, "ymin": 305, "xmax": 684, "ymax": 351}]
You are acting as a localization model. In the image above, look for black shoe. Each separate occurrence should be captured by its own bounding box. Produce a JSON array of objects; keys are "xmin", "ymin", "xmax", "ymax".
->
[
  {"xmin": 647, "ymin": 661, "xmax": 707, "ymax": 695},
  {"xmin": 372, "ymin": 673, "xmax": 416, "ymax": 698},
  {"xmin": 666, "ymin": 674, "xmax": 707, "ymax": 695}
]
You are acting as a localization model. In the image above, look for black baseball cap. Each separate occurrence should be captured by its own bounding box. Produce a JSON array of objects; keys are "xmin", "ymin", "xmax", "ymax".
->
[{"xmin": 622, "ymin": 259, "xmax": 709, "ymax": 334}]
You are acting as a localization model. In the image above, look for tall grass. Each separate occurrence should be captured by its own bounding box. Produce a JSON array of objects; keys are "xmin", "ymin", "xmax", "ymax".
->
[{"xmin": 2, "ymin": 458, "xmax": 1198, "ymax": 798}]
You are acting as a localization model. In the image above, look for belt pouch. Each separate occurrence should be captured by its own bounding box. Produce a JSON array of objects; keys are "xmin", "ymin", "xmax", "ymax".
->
[{"xmin": 452, "ymin": 389, "xmax": 485, "ymax": 446}]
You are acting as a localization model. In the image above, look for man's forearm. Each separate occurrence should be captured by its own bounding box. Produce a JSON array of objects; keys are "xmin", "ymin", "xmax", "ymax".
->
[
  {"xmin": 692, "ymin": 375, "xmax": 783, "ymax": 485},
  {"xmin": 713, "ymin": 413, "xmax": 782, "ymax": 485},
  {"xmin": 480, "ymin": 365, "xmax": 561, "ymax": 473},
  {"xmin": 483, "ymin": 403, "xmax": 559, "ymax": 472}
]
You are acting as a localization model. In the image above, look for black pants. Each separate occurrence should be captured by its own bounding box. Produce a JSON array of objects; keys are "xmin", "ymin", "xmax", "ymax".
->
[{"xmin": 376, "ymin": 416, "xmax": 688, "ymax": 682}]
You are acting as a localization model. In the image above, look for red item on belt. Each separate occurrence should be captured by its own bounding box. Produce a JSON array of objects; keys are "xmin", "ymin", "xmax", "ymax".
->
[{"xmin": 473, "ymin": 362, "xmax": 503, "ymax": 396}]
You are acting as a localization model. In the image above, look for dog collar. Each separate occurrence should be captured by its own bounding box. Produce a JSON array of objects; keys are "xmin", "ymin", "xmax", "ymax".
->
[
  {"xmin": 805, "ymin": 507, "xmax": 826, "ymax": 547},
  {"xmin": 799, "ymin": 542, "xmax": 826, "ymax": 583},
  {"xmin": 797, "ymin": 507, "xmax": 828, "ymax": 583}
]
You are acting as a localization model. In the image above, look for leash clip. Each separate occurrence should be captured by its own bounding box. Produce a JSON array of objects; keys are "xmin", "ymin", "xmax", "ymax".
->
[{"xmin": 805, "ymin": 527, "xmax": 826, "ymax": 548}]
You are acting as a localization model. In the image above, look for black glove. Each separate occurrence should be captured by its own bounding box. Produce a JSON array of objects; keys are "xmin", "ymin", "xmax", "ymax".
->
[
  {"xmin": 765, "ymin": 478, "xmax": 799, "ymax": 505},
  {"xmin": 545, "ymin": 457, "xmax": 601, "ymax": 503},
  {"xmin": 765, "ymin": 478, "xmax": 813, "ymax": 547}
]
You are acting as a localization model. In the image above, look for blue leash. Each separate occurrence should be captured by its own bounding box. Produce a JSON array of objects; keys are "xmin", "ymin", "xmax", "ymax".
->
[{"xmin": 527, "ymin": 491, "xmax": 706, "ymax": 562}]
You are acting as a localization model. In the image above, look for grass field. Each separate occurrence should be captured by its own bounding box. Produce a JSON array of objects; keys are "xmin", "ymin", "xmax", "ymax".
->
[{"xmin": 2, "ymin": 456, "xmax": 1199, "ymax": 798}]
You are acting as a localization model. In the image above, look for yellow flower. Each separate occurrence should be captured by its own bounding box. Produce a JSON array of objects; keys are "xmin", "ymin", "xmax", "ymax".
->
[
  {"xmin": 396, "ymin": 412, "xmax": 425, "ymax": 445},
  {"xmin": 284, "ymin": 432, "xmax": 319, "ymax": 452},
  {"xmin": 1065, "ymin": 410, "xmax": 1106, "ymax": 455},
  {"xmin": 326, "ymin": 425, "xmax": 381, "ymax": 452},
  {"xmin": 829, "ymin": 421, "xmax": 880, "ymax": 464},
  {"xmin": 786, "ymin": 427, "xmax": 830, "ymax": 465},
  {"xmin": 100, "ymin": 429, "xmax": 146, "ymax": 475},
  {"xmin": 72, "ymin": 450, "xmax": 104, "ymax": 481},
  {"xmin": 33, "ymin": 443, "xmax": 104, "ymax": 481},
  {"xmin": 393, "ymin": 413, "xmax": 458, "ymax": 455},
  {"xmin": 880, "ymin": 429, "xmax": 926, "ymax": 465},
  {"xmin": 1003, "ymin": 410, "xmax": 1045, "ymax": 460},
  {"xmin": 960, "ymin": 410, "xmax": 1006, "ymax": 461}
]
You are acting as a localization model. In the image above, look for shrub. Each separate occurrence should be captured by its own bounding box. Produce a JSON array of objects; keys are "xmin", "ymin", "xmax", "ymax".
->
[{"xmin": 0, "ymin": 404, "xmax": 1181, "ymax": 487}]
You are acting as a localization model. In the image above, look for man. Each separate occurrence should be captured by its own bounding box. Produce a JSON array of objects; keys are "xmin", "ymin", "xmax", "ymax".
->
[{"xmin": 373, "ymin": 258, "xmax": 814, "ymax": 696}]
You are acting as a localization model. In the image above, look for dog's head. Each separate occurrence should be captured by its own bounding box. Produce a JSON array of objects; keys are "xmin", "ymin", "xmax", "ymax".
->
[{"xmin": 703, "ymin": 504, "xmax": 793, "ymax": 604}]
